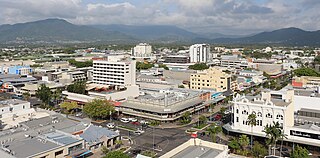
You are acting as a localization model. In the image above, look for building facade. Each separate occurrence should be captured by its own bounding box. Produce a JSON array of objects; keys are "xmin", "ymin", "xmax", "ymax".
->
[
  {"xmin": 190, "ymin": 67, "xmax": 231, "ymax": 92},
  {"xmin": 0, "ymin": 65, "xmax": 32, "ymax": 75},
  {"xmin": 231, "ymin": 89, "xmax": 295, "ymax": 136},
  {"xmin": 292, "ymin": 76, "xmax": 320, "ymax": 88},
  {"xmin": 189, "ymin": 44, "xmax": 210, "ymax": 63},
  {"xmin": 92, "ymin": 57, "xmax": 136, "ymax": 86},
  {"xmin": 133, "ymin": 43, "xmax": 152, "ymax": 57}
]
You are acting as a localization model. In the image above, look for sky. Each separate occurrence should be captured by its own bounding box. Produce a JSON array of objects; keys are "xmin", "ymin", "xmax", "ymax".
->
[{"xmin": 0, "ymin": 0, "xmax": 319, "ymax": 35}]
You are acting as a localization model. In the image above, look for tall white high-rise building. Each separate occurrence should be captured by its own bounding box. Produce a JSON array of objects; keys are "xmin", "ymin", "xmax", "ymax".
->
[
  {"xmin": 189, "ymin": 44, "xmax": 210, "ymax": 63},
  {"xmin": 133, "ymin": 43, "xmax": 152, "ymax": 57},
  {"xmin": 92, "ymin": 56, "xmax": 136, "ymax": 86}
]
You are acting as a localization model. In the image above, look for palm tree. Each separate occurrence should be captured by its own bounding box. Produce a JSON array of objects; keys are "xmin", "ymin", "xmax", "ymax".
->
[
  {"xmin": 239, "ymin": 134, "xmax": 250, "ymax": 156},
  {"xmin": 206, "ymin": 123, "xmax": 222, "ymax": 143},
  {"xmin": 247, "ymin": 113, "xmax": 257, "ymax": 149},
  {"xmin": 263, "ymin": 122, "xmax": 282, "ymax": 156}
]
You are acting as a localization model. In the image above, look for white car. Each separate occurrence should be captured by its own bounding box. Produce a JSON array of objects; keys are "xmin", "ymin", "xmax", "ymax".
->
[
  {"xmin": 106, "ymin": 123, "xmax": 115, "ymax": 128},
  {"xmin": 139, "ymin": 120, "xmax": 149, "ymax": 125},
  {"xmin": 120, "ymin": 118, "xmax": 130, "ymax": 123},
  {"xmin": 128, "ymin": 118, "xmax": 138, "ymax": 122}
]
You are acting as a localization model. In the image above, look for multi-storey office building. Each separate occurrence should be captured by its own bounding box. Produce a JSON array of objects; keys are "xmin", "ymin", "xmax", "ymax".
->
[
  {"xmin": 133, "ymin": 43, "xmax": 152, "ymax": 57},
  {"xmin": 92, "ymin": 57, "xmax": 136, "ymax": 87},
  {"xmin": 189, "ymin": 44, "xmax": 210, "ymax": 63},
  {"xmin": 190, "ymin": 67, "xmax": 232, "ymax": 93}
]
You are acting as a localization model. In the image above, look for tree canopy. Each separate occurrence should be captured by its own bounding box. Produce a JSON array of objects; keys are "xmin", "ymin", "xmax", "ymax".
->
[
  {"xmin": 68, "ymin": 59, "xmax": 93, "ymax": 68},
  {"xmin": 103, "ymin": 151, "xmax": 129, "ymax": 158},
  {"xmin": 188, "ymin": 63, "xmax": 209, "ymax": 70},
  {"xmin": 35, "ymin": 84, "xmax": 51, "ymax": 105},
  {"xmin": 291, "ymin": 145, "xmax": 310, "ymax": 158},
  {"xmin": 136, "ymin": 62, "xmax": 154, "ymax": 70},
  {"xmin": 60, "ymin": 101, "xmax": 78, "ymax": 112},
  {"xmin": 293, "ymin": 67, "xmax": 320, "ymax": 77},
  {"xmin": 83, "ymin": 99, "xmax": 115, "ymax": 120},
  {"xmin": 67, "ymin": 81, "xmax": 87, "ymax": 94}
]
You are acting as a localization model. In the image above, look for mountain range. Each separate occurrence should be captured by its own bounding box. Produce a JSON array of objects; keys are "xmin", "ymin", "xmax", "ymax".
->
[{"xmin": 0, "ymin": 18, "xmax": 319, "ymax": 46}]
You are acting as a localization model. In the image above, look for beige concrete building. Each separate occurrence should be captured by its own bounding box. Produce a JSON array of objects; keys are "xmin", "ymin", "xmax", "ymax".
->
[
  {"xmin": 190, "ymin": 67, "xmax": 231, "ymax": 92},
  {"xmin": 292, "ymin": 76, "xmax": 320, "ymax": 88}
]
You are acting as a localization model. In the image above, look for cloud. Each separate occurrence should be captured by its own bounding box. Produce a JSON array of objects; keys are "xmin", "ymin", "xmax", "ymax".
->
[{"xmin": 0, "ymin": 0, "xmax": 319, "ymax": 34}]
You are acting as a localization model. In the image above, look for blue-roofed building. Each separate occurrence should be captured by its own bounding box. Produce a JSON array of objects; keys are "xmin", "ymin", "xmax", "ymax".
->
[
  {"xmin": 80, "ymin": 124, "xmax": 120, "ymax": 150},
  {"xmin": 0, "ymin": 65, "xmax": 32, "ymax": 75}
]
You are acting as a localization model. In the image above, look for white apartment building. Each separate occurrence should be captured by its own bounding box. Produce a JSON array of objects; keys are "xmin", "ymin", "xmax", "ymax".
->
[
  {"xmin": 189, "ymin": 44, "xmax": 210, "ymax": 63},
  {"xmin": 92, "ymin": 57, "xmax": 136, "ymax": 86},
  {"xmin": 133, "ymin": 43, "xmax": 152, "ymax": 57}
]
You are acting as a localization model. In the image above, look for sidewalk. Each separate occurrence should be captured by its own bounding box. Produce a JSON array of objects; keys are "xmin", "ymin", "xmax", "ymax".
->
[{"xmin": 153, "ymin": 104, "xmax": 225, "ymax": 129}]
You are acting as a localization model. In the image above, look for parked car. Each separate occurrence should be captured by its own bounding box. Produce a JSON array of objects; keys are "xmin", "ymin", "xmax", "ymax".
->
[
  {"xmin": 214, "ymin": 114, "xmax": 222, "ymax": 121},
  {"xmin": 133, "ymin": 131, "xmax": 142, "ymax": 135},
  {"xmin": 139, "ymin": 120, "xmax": 149, "ymax": 125},
  {"xmin": 128, "ymin": 118, "xmax": 138, "ymax": 122},
  {"xmin": 120, "ymin": 118, "xmax": 130, "ymax": 123},
  {"xmin": 75, "ymin": 113, "xmax": 82, "ymax": 117},
  {"xmin": 131, "ymin": 121, "xmax": 140, "ymax": 125},
  {"xmin": 106, "ymin": 123, "xmax": 115, "ymax": 129}
]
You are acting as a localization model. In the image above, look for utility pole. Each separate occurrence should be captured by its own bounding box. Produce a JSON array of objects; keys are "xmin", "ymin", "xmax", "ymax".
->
[{"xmin": 153, "ymin": 126, "xmax": 155, "ymax": 152}]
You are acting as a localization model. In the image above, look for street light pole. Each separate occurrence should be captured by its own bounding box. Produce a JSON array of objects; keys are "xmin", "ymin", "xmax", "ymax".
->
[{"xmin": 153, "ymin": 126, "xmax": 155, "ymax": 152}]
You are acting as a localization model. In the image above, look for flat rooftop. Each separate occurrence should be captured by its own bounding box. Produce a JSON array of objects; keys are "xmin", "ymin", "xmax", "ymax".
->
[
  {"xmin": 0, "ymin": 99, "xmax": 28, "ymax": 108},
  {"xmin": 172, "ymin": 146, "xmax": 223, "ymax": 158}
]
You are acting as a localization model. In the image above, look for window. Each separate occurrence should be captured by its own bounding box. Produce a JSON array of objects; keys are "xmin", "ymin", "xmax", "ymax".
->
[
  {"xmin": 266, "ymin": 113, "xmax": 272, "ymax": 118},
  {"xmin": 257, "ymin": 112, "xmax": 262, "ymax": 117},
  {"xmin": 236, "ymin": 109, "xmax": 239, "ymax": 114},
  {"xmin": 236, "ymin": 117, "xmax": 239, "ymax": 122},
  {"xmin": 55, "ymin": 150, "xmax": 63, "ymax": 156}
]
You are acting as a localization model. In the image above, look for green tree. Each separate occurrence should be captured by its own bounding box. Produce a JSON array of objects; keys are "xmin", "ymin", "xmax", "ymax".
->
[
  {"xmin": 178, "ymin": 85, "xmax": 185, "ymax": 88},
  {"xmin": 188, "ymin": 63, "xmax": 209, "ymax": 70},
  {"xmin": 206, "ymin": 124, "xmax": 222, "ymax": 142},
  {"xmin": 136, "ymin": 62, "xmax": 154, "ymax": 70},
  {"xmin": 314, "ymin": 55, "xmax": 320, "ymax": 64},
  {"xmin": 103, "ymin": 150, "xmax": 129, "ymax": 158},
  {"xmin": 68, "ymin": 59, "xmax": 93, "ymax": 68},
  {"xmin": 291, "ymin": 145, "xmax": 310, "ymax": 158},
  {"xmin": 180, "ymin": 111, "xmax": 191, "ymax": 124},
  {"xmin": 247, "ymin": 113, "xmax": 257, "ymax": 149},
  {"xmin": 52, "ymin": 89, "xmax": 62, "ymax": 106},
  {"xmin": 252, "ymin": 141, "xmax": 268, "ymax": 158},
  {"xmin": 60, "ymin": 101, "xmax": 78, "ymax": 113},
  {"xmin": 228, "ymin": 137, "xmax": 240, "ymax": 153},
  {"xmin": 22, "ymin": 92, "xmax": 31, "ymax": 101},
  {"xmin": 199, "ymin": 115, "xmax": 207, "ymax": 125},
  {"xmin": 101, "ymin": 146, "xmax": 109, "ymax": 155},
  {"xmin": 36, "ymin": 84, "xmax": 52, "ymax": 105},
  {"xmin": 67, "ymin": 81, "xmax": 87, "ymax": 94},
  {"xmin": 239, "ymin": 134, "xmax": 250, "ymax": 150},
  {"xmin": 263, "ymin": 122, "xmax": 282, "ymax": 155},
  {"xmin": 293, "ymin": 67, "xmax": 320, "ymax": 77},
  {"xmin": 83, "ymin": 99, "xmax": 115, "ymax": 120},
  {"xmin": 158, "ymin": 64, "xmax": 169, "ymax": 70}
]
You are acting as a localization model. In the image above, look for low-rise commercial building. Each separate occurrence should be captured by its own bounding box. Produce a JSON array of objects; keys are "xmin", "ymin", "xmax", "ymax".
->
[
  {"xmin": 119, "ymin": 88, "xmax": 217, "ymax": 122},
  {"xmin": 160, "ymin": 138, "xmax": 228, "ymax": 158}
]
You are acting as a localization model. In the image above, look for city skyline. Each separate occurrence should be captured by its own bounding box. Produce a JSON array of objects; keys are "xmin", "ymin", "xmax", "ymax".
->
[{"xmin": 0, "ymin": 0, "xmax": 319, "ymax": 35}]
